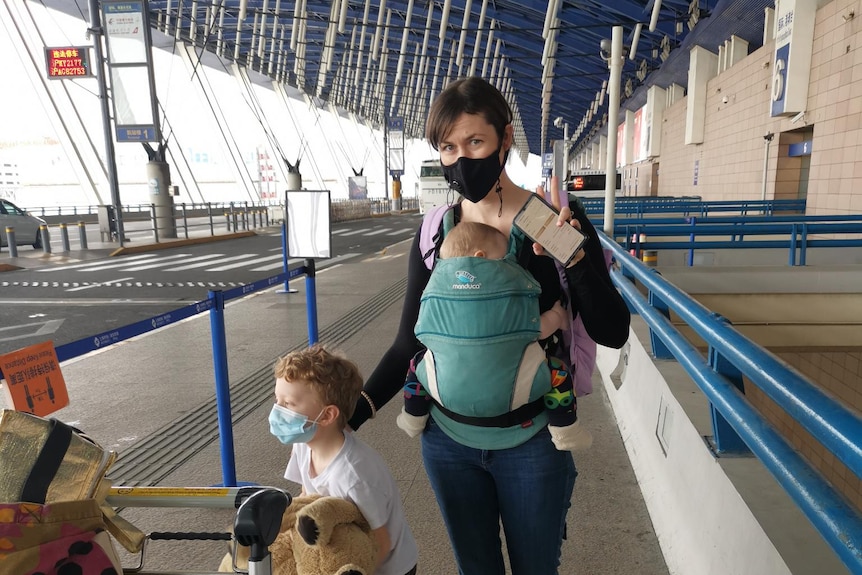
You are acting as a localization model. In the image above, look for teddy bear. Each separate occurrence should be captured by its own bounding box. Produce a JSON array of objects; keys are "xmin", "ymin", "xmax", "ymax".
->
[{"xmin": 219, "ymin": 493, "xmax": 378, "ymax": 575}]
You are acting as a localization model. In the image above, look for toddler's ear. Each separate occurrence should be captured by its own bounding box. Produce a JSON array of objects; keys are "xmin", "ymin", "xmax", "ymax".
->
[
  {"xmin": 474, "ymin": 249, "xmax": 486, "ymax": 258},
  {"xmin": 321, "ymin": 404, "xmax": 341, "ymax": 426}
]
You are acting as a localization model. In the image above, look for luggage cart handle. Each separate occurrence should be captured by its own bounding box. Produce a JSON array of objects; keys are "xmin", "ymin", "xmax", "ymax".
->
[{"xmin": 108, "ymin": 485, "xmax": 287, "ymax": 509}]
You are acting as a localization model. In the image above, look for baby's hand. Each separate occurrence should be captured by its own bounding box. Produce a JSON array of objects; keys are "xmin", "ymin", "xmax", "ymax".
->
[{"xmin": 531, "ymin": 206, "xmax": 586, "ymax": 267}]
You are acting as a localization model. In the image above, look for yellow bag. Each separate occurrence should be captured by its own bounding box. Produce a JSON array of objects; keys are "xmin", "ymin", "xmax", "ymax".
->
[
  {"xmin": 0, "ymin": 410, "xmax": 146, "ymax": 556},
  {"xmin": 0, "ymin": 410, "xmax": 115, "ymax": 504}
]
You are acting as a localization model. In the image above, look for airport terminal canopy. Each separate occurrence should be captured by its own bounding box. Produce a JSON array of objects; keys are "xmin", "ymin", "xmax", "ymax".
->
[{"xmin": 69, "ymin": 0, "xmax": 771, "ymax": 159}]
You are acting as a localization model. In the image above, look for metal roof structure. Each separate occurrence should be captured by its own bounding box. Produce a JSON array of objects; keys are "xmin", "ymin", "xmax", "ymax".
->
[{"xmin": 68, "ymin": 0, "xmax": 771, "ymax": 158}]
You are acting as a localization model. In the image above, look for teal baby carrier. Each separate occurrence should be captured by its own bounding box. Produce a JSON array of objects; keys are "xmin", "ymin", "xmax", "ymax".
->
[{"xmin": 413, "ymin": 249, "xmax": 552, "ymax": 449}]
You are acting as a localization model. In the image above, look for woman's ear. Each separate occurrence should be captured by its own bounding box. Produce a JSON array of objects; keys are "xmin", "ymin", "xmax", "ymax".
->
[{"xmin": 503, "ymin": 123, "xmax": 514, "ymax": 151}]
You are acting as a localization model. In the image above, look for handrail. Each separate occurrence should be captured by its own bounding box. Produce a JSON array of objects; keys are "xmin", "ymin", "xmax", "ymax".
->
[
  {"xmin": 581, "ymin": 198, "xmax": 806, "ymax": 216},
  {"xmin": 613, "ymin": 218, "xmax": 862, "ymax": 266},
  {"xmin": 600, "ymin": 231, "xmax": 862, "ymax": 570},
  {"xmin": 595, "ymin": 214, "xmax": 862, "ymax": 226}
]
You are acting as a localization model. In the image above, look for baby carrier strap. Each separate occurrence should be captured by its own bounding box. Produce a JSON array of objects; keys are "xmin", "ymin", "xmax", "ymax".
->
[
  {"xmin": 421, "ymin": 342, "xmax": 547, "ymax": 427},
  {"xmin": 433, "ymin": 398, "xmax": 545, "ymax": 427},
  {"xmin": 420, "ymin": 205, "xmax": 456, "ymax": 270}
]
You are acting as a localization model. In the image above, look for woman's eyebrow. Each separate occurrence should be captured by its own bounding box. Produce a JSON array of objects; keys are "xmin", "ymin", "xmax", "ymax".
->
[{"xmin": 441, "ymin": 132, "xmax": 484, "ymax": 144}]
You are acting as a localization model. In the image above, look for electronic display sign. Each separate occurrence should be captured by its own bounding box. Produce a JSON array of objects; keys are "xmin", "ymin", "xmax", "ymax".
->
[{"xmin": 45, "ymin": 47, "xmax": 92, "ymax": 79}]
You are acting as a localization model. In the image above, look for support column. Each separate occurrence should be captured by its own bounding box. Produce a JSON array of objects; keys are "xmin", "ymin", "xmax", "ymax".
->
[
  {"xmin": 686, "ymin": 46, "xmax": 718, "ymax": 145},
  {"xmin": 147, "ymin": 161, "xmax": 177, "ymax": 239}
]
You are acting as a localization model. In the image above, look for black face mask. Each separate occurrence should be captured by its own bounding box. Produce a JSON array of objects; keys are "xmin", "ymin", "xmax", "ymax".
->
[{"xmin": 441, "ymin": 148, "xmax": 505, "ymax": 203}]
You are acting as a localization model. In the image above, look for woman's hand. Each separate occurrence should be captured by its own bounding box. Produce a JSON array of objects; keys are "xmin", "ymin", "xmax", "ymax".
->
[{"xmin": 531, "ymin": 206, "xmax": 586, "ymax": 267}]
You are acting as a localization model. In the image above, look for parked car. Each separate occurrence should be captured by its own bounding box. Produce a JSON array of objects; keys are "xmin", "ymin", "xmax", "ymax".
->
[{"xmin": 0, "ymin": 199, "xmax": 46, "ymax": 248}]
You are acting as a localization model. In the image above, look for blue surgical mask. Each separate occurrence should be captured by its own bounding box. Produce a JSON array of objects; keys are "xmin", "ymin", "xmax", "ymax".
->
[{"xmin": 269, "ymin": 404, "xmax": 324, "ymax": 444}]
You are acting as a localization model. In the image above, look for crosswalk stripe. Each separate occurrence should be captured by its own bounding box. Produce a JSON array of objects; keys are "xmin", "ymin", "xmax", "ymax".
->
[
  {"xmin": 205, "ymin": 253, "xmax": 283, "ymax": 271},
  {"xmin": 251, "ymin": 252, "xmax": 361, "ymax": 272},
  {"xmin": 365, "ymin": 228, "xmax": 393, "ymax": 236},
  {"xmin": 121, "ymin": 253, "xmax": 225, "ymax": 271},
  {"xmin": 386, "ymin": 227, "xmax": 414, "ymax": 235},
  {"xmin": 79, "ymin": 253, "xmax": 193, "ymax": 272},
  {"xmin": 250, "ymin": 257, "xmax": 303, "ymax": 272},
  {"xmin": 37, "ymin": 253, "xmax": 159, "ymax": 272},
  {"xmin": 163, "ymin": 253, "xmax": 258, "ymax": 271},
  {"xmin": 339, "ymin": 228, "xmax": 371, "ymax": 236}
]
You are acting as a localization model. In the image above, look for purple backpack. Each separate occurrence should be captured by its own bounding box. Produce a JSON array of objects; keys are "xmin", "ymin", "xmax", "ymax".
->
[{"xmin": 419, "ymin": 204, "xmax": 603, "ymax": 397}]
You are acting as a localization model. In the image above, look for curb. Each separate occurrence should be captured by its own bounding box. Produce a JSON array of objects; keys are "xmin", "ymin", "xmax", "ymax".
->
[{"xmin": 109, "ymin": 231, "xmax": 258, "ymax": 256}]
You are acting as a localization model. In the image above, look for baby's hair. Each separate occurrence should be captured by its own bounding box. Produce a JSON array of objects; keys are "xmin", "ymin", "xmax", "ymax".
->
[
  {"xmin": 274, "ymin": 344, "xmax": 363, "ymax": 426},
  {"xmin": 440, "ymin": 221, "xmax": 507, "ymax": 259}
]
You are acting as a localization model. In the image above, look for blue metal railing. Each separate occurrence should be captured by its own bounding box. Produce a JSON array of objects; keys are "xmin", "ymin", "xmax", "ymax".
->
[
  {"xmin": 611, "ymin": 218, "xmax": 862, "ymax": 266},
  {"xmin": 581, "ymin": 197, "xmax": 806, "ymax": 217},
  {"xmin": 600, "ymin": 232, "xmax": 862, "ymax": 571}
]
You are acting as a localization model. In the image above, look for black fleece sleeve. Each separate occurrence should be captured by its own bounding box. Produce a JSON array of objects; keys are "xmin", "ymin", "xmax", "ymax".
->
[
  {"xmin": 565, "ymin": 200, "xmax": 631, "ymax": 349},
  {"xmin": 349, "ymin": 228, "xmax": 431, "ymax": 430}
]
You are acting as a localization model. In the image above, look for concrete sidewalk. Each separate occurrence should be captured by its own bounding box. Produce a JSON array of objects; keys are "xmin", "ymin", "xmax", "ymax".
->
[{"xmin": 16, "ymin": 234, "xmax": 668, "ymax": 574}]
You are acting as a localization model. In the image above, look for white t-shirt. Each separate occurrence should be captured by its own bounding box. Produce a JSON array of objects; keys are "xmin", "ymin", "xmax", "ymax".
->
[{"xmin": 285, "ymin": 431, "xmax": 418, "ymax": 575}]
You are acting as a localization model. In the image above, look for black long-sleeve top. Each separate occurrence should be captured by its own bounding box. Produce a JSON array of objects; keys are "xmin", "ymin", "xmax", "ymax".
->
[{"xmin": 348, "ymin": 200, "xmax": 631, "ymax": 430}]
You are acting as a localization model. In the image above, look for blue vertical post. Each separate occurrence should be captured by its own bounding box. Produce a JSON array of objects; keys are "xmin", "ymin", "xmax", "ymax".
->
[
  {"xmin": 789, "ymin": 223, "xmax": 798, "ymax": 266},
  {"xmin": 305, "ymin": 258, "xmax": 319, "ymax": 345},
  {"xmin": 687, "ymin": 216, "xmax": 696, "ymax": 267},
  {"xmin": 800, "ymin": 223, "xmax": 808, "ymax": 266},
  {"xmin": 208, "ymin": 290, "xmax": 237, "ymax": 487},
  {"xmin": 707, "ymin": 315, "xmax": 749, "ymax": 454},
  {"xmin": 648, "ymin": 285, "xmax": 673, "ymax": 359}
]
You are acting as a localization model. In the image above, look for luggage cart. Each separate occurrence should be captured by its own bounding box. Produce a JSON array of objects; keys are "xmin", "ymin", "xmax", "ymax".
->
[{"xmin": 107, "ymin": 485, "xmax": 291, "ymax": 575}]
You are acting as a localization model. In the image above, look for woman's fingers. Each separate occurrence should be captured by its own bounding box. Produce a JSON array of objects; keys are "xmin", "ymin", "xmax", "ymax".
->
[{"xmin": 533, "ymin": 211, "xmax": 585, "ymax": 266}]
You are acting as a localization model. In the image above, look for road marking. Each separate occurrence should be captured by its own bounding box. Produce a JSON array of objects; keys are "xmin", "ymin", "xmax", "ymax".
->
[
  {"xmin": 122, "ymin": 253, "xmax": 224, "ymax": 271},
  {"xmin": 249, "ymin": 257, "xmax": 303, "ymax": 272},
  {"xmin": 339, "ymin": 228, "xmax": 371, "ymax": 236},
  {"xmin": 386, "ymin": 227, "xmax": 414, "ymax": 235},
  {"xmin": 66, "ymin": 277, "xmax": 135, "ymax": 292},
  {"xmin": 250, "ymin": 252, "xmax": 360, "ymax": 271},
  {"xmin": 81, "ymin": 253, "xmax": 192, "ymax": 272},
  {"xmin": 36, "ymin": 253, "xmax": 159, "ymax": 272},
  {"xmin": 365, "ymin": 228, "xmax": 393, "ymax": 236},
  {"xmin": 163, "ymin": 253, "xmax": 258, "ymax": 271},
  {"xmin": 0, "ymin": 319, "xmax": 65, "ymax": 343},
  {"xmin": 206, "ymin": 253, "xmax": 282, "ymax": 271}
]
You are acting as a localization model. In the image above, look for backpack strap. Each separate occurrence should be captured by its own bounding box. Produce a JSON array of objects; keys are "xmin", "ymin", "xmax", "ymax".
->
[{"xmin": 419, "ymin": 205, "xmax": 456, "ymax": 270}]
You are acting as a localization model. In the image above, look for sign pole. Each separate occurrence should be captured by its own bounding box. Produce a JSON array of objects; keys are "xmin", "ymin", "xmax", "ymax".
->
[{"xmin": 88, "ymin": 0, "xmax": 125, "ymax": 246}]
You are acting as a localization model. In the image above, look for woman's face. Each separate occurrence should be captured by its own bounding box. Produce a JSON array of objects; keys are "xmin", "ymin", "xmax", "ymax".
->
[{"xmin": 438, "ymin": 113, "xmax": 503, "ymax": 165}]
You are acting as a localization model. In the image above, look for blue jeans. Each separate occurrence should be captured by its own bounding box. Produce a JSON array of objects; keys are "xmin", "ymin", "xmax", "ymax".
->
[{"xmin": 421, "ymin": 419, "xmax": 577, "ymax": 575}]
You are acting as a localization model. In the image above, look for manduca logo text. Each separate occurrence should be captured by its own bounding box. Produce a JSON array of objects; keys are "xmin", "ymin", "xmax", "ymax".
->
[{"xmin": 452, "ymin": 270, "xmax": 482, "ymax": 289}]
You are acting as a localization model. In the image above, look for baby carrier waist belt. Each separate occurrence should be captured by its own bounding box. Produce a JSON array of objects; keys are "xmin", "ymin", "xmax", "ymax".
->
[{"xmin": 431, "ymin": 397, "xmax": 545, "ymax": 428}]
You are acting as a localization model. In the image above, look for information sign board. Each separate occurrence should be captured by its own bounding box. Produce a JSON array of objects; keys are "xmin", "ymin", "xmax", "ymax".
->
[
  {"xmin": 45, "ymin": 46, "xmax": 92, "ymax": 79},
  {"xmin": 0, "ymin": 341, "xmax": 69, "ymax": 417}
]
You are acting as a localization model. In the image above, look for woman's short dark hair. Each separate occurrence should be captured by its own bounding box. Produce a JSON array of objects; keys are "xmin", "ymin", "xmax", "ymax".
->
[{"xmin": 425, "ymin": 77, "xmax": 513, "ymax": 151}]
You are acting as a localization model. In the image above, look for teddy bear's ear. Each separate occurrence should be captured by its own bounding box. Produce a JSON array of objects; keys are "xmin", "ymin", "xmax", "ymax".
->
[
  {"xmin": 281, "ymin": 494, "xmax": 321, "ymax": 531},
  {"xmin": 295, "ymin": 496, "xmax": 369, "ymax": 546}
]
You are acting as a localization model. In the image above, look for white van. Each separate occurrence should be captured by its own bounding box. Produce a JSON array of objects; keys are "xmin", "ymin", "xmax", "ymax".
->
[{"xmin": 418, "ymin": 160, "xmax": 459, "ymax": 214}]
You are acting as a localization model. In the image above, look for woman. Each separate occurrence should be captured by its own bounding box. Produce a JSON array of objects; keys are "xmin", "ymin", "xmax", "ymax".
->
[{"xmin": 349, "ymin": 77, "xmax": 631, "ymax": 575}]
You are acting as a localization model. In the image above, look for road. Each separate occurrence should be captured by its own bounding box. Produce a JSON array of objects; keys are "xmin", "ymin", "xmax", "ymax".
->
[{"xmin": 0, "ymin": 213, "xmax": 421, "ymax": 356}]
